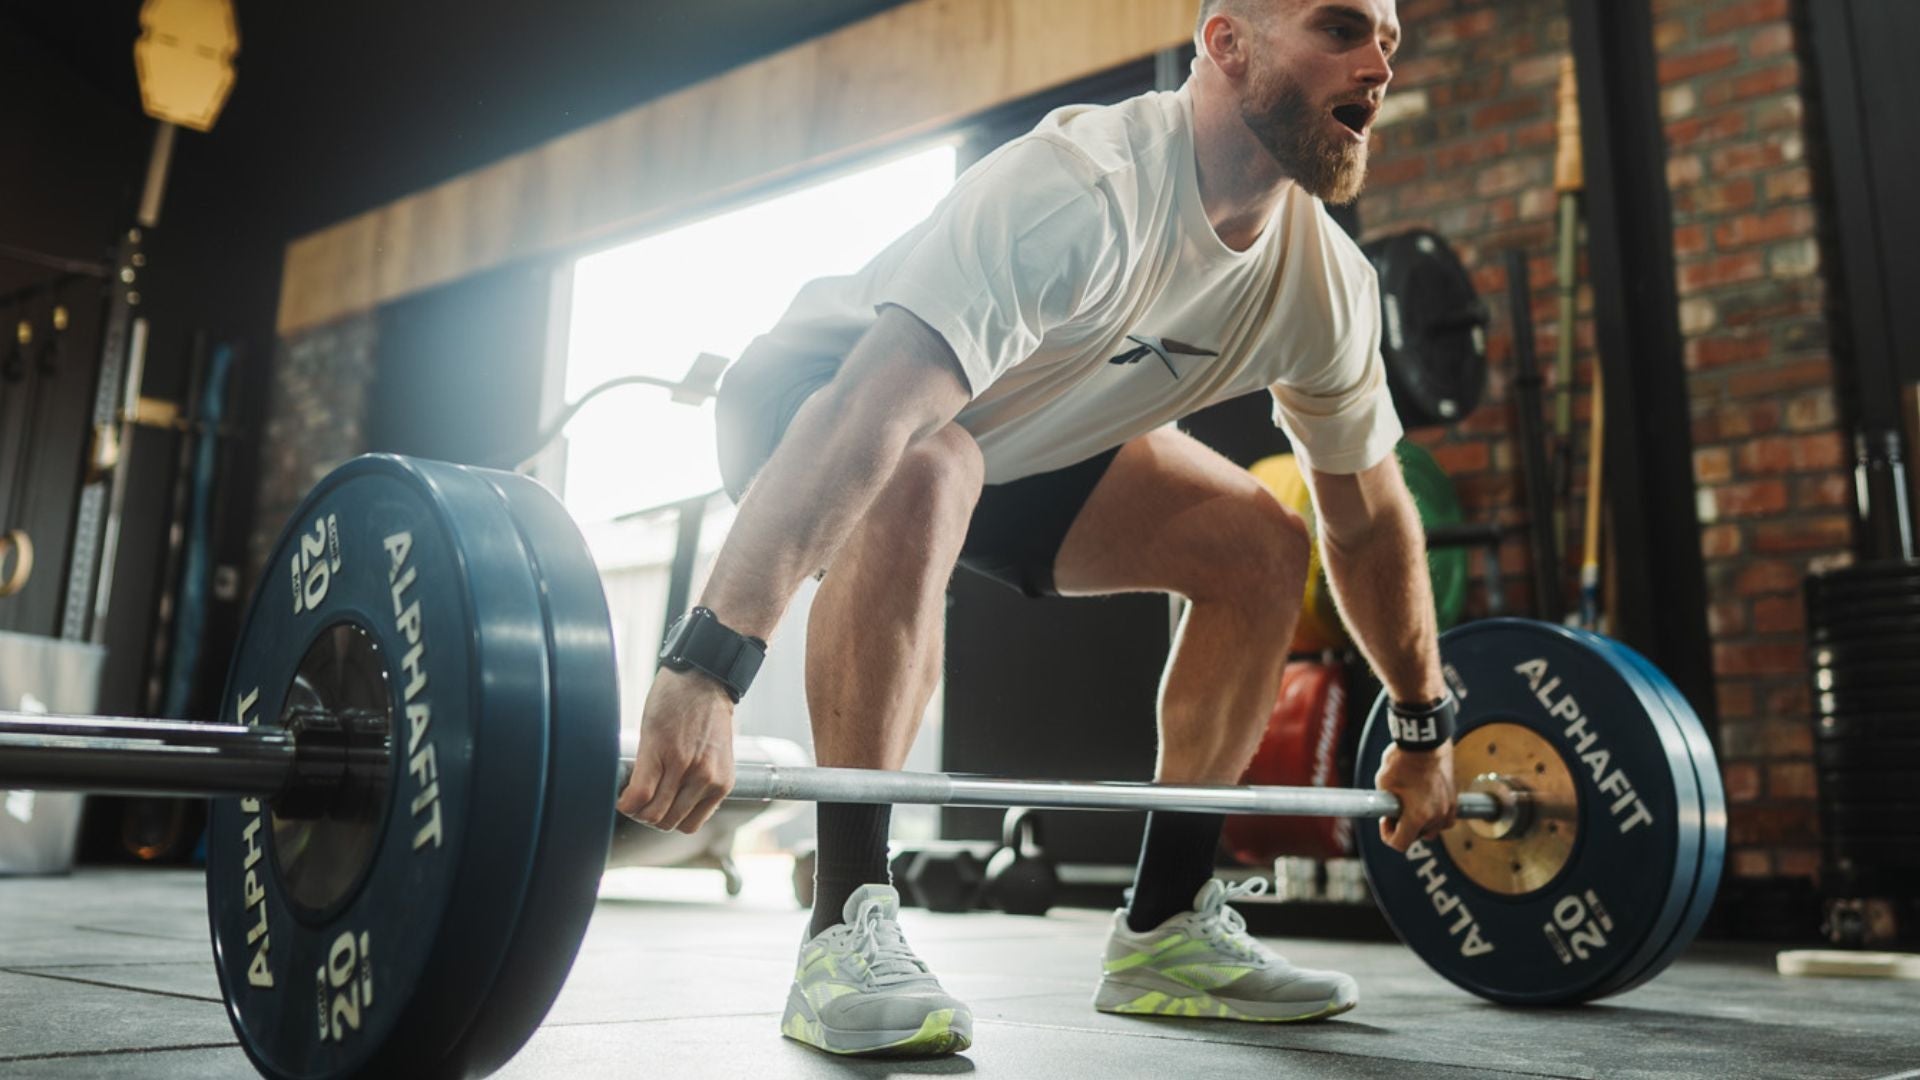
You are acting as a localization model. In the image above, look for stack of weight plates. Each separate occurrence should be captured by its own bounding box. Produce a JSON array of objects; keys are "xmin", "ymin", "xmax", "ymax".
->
[{"xmin": 1805, "ymin": 559, "xmax": 1920, "ymax": 891}]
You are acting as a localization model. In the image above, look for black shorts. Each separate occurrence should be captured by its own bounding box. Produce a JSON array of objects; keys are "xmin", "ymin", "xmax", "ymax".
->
[{"xmin": 715, "ymin": 345, "xmax": 1119, "ymax": 598}]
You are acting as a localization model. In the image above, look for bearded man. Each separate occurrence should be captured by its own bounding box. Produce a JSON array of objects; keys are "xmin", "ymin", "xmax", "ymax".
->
[{"xmin": 621, "ymin": 0, "xmax": 1460, "ymax": 1057}]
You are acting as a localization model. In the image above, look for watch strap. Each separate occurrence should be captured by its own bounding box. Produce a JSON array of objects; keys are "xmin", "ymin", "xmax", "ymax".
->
[{"xmin": 659, "ymin": 607, "xmax": 766, "ymax": 703}]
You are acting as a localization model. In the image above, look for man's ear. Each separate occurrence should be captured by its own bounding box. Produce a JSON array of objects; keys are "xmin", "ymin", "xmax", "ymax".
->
[{"xmin": 1201, "ymin": 14, "xmax": 1251, "ymax": 79}]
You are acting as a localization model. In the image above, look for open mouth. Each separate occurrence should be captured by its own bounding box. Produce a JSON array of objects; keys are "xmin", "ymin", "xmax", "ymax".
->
[{"xmin": 1330, "ymin": 103, "xmax": 1374, "ymax": 137}]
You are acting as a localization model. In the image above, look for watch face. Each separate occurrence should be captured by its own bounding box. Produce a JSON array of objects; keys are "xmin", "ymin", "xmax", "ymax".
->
[{"xmin": 659, "ymin": 613, "xmax": 690, "ymax": 663}]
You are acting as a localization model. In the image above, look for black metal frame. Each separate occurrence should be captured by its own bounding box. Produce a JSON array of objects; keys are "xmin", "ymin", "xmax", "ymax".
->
[
  {"xmin": 1802, "ymin": 1, "xmax": 1918, "ymax": 561},
  {"xmin": 1566, "ymin": 0, "xmax": 1717, "ymax": 732}
]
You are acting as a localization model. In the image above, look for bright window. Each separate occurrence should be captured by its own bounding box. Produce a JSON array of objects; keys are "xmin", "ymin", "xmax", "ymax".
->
[{"xmin": 559, "ymin": 143, "xmax": 960, "ymax": 522}]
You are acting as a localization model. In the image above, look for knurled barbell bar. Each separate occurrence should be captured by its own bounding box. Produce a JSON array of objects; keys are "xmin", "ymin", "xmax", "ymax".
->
[
  {"xmin": 0, "ymin": 454, "xmax": 1726, "ymax": 1079},
  {"xmin": 0, "ymin": 711, "xmax": 1509, "ymax": 820}
]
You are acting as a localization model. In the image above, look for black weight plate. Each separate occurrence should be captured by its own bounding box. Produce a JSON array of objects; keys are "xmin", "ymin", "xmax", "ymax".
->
[
  {"xmin": 1356, "ymin": 618, "xmax": 1700, "ymax": 1005},
  {"xmin": 1806, "ymin": 569, "xmax": 1920, "ymax": 590},
  {"xmin": 207, "ymin": 455, "xmax": 553, "ymax": 1079},
  {"xmin": 1816, "ymin": 740, "xmax": 1920, "ymax": 770},
  {"xmin": 444, "ymin": 469, "xmax": 621, "ymax": 1075},
  {"xmin": 1363, "ymin": 229, "xmax": 1488, "ymax": 429},
  {"xmin": 1583, "ymin": 631, "xmax": 1725, "ymax": 999},
  {"xmin": 1814, "ymin": 686, "xmax": 1920, "ymax": 715},
  {"xmin": 1808, "ymin": 638, "xmax": 1920, "ymax": 670},
  {"xmin": 1818, "ymin": 803, "xmax": 1920, "ymax": 837},
  {"xmin": 1806, "ymin": 596, "xmax": 1920, "ymax": 625},
  {"xmin": 1807, "ymin": 575, "xmax": 1920, "ymax": 597},
  {"xmin": 1814, "ymin": 704, "xmax": 1920, "ymax": 727},
  {"xmin": 1820, "ymin": 858, "xmax": 1920, "ymax": 892},
  {"xmin": 1817, "ymin": 770, "xmax": 1918, "ymax": 803},
  {"xmin": 1806, "ymin": 594, "xmax": 1920, "ymax": 623},
  {"xmin": 1807, "ymin": 559, "xmax": 1920, "ymax": 588},
  {"xmin": 1825, "ymin": 838, "xmax": 1920, "ymax": 868},
  {"xmin": 1804, "ymin": 572, "xmax": 1920, "ymax": 596},
  {"xmin": 1808, "ymin": 660, "xmax": 1920, "ymax": 692},
  {"xmin": 1816, "ymin": 714, "xmax": 1920, "ymax": 741},
  {"xmin": 1806, "ymin": 587, "xmax": 1920, "ymax": 612},
  {"xmin": 1811, "ymin": 615, "xmax": 1920, "ymax": 643}
]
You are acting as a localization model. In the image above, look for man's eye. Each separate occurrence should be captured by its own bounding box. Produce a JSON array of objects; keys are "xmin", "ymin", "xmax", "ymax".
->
[{"xmin": 1325, "ymin": 25, "xmax": 1355, "ymax": 41}]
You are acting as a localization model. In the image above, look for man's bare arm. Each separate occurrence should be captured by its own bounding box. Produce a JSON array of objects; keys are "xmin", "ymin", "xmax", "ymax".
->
[
  {"xmin": 619, "ymin": 306, "xmax": 971, "ymax": 833},
  {"xmin": 1307, "ymin": 455, "xmax": 1445, "ymax": 706},
  {"xmin": 1308, "ymin": 453, "xmax": 1457, "ymax": 851}
]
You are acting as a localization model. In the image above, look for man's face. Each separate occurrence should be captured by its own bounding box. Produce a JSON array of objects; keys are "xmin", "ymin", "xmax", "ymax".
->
[{"xmin": 1236, "ymin": 1, "xmax": 1399, "ymax": 204}]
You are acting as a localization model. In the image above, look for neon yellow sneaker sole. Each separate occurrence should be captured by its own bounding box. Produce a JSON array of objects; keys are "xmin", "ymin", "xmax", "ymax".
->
[
  {"xmin": 781, "ymin": 990, "xmax": 972, "ymax": 1056},
  {"xmin": 1094, "ymin": 975, "xmax": 1358, "ymax": 1023}
]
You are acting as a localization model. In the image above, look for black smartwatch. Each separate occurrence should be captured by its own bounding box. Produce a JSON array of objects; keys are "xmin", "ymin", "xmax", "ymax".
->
[
  {"xmin": 1387, "ymin": 693, "xmax": 1457, "ymax": 751},
  {"xmin": 658, "ymin": 607, "xmax": 767, "ymax": 704}
]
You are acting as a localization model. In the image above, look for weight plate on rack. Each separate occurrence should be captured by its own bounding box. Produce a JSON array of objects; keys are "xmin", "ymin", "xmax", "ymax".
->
[
  {"xmin": 1819, "ymin": 803, "xmax": 1920, "ymax": 838},
  {"xmin": 1815, "ymin": 686, "xmax": 1920, "ymax": 717},
  {"xmin": 1806, "ymin": 594, "xmax": 1920, "ymax": 623},
  {"xmin": 1816, "ymin": 714, "xmax": 1920, "ymax": 742},
  {"xmin": 1825, "ymin": 837, "xmax": 1920, "ymax": 869},
  {"xmin": 1807, "ymin": 558, "xmax": 1920, "ymax": 588},
  {"xmin": 1816, "ymin": 770, "xmax": 1915, "ymax": 804},
  {"xmin": 1224, "ymin": 660, "xmax": 1352, "ymax": 862},
  {"xmin": 1356, "ymin": 619, "xmax": 1703, "ymax": 1004},
  {"xmin": 1816, "ymin": 739, "xmax": 1920, "ymax": 770},
  {"xmin": 206, "ymin": 455, "xmax": 553, "ymax": 1079},
  {"xmin": 1811, "ymin": 615, "xmax": 1920, "ymax": 644},
  {"xmin": 1250, "ymin": 454, "xmax": 1346, "ymax": 653},
  {"xmin": 1809, "ymin": 638, "xmax": 1920, "ymax": 670},
  {"xmin": 1808, "ymin": 660, "xmax": 1920, "ymax": 692},
  {"xmin": 1397, "ymin": 440, "xmax": 1469, "ymax": 632}
]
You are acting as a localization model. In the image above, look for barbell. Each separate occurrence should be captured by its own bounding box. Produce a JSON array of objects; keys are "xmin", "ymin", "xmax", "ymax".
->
[{"xmin": 0, "ymin": 454, "xmax": 1726, "ymax": 1078}]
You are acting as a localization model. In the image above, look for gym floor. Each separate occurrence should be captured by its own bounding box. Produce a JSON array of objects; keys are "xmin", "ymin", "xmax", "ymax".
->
[{"xmin": 2, "ymin": 865, "xmax": 1916, "ymax": 1079}]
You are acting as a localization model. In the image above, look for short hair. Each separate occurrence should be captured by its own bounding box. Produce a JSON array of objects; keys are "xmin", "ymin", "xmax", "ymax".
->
[{"xmin": 1194, "ymin": 0, "xmax": 1282, "ymax": 42}]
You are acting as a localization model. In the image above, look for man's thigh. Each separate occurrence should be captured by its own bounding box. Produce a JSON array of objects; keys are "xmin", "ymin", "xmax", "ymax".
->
[
  {"xmin": 1051, "ymin": 427, "xmax": 1293, "ymax": 598},
  {"xmin": 955, "ymin": 446, "xmax": 1123, "ymax": 598}
]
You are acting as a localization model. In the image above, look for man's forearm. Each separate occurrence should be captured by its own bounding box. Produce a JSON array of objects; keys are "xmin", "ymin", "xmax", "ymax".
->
[
  {"xmin": 696, "ymin": 386, "xmax": 921, "ymax": 640},
  {"xmin": 1318, "ymin": 489, "xmax": 1447, "ymax": 707}
]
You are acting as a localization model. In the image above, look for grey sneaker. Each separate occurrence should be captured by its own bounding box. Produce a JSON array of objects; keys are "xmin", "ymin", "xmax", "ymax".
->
[
  {"xmin": 1094, "ymin": 878, "xmax": 1359, "ymax": 1022},
  {"xmin": 780, "ymin": 884, "xmax": 973, "ymax": 1056}
]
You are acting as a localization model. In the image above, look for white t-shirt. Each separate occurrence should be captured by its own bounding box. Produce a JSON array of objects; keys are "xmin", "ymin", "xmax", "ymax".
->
[{"xmin": 750, "ymin": 85, "xmax": 1402, "ymax": 483}]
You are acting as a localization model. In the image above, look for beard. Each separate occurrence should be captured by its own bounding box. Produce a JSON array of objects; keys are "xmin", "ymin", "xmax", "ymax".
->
[{"xmin": 1238, "ymin": 63, "xmax": 1370, "ymax": 205}]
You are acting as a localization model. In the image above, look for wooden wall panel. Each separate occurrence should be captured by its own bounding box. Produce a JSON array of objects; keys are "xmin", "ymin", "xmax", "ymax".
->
[{"xmin": 277, "ymin": 0, "xmax": 1196, "ymax": 334}]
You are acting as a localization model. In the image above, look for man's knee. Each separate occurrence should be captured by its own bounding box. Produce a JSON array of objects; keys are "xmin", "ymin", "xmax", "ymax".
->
[
  {"xmin": 1196, "ymin": 487, "xmax": 1311, "ymax": 613},
  {"xmin": 876, "ymin": 423, "xmax": 984, "ymax": 529}
]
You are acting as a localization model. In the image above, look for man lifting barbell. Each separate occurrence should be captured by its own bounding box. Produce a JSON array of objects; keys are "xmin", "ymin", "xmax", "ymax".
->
[{"xmin": 619, "ymin": 0, "xmax": 1458, "ymax": 1056}]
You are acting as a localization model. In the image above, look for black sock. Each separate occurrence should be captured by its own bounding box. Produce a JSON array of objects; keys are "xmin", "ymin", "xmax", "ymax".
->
[
  {"xmin": 809, "ymin": 802, "xmax": 893, "ymax": 938},
  {"xmin": 1124, "ymin": 811, "xmax": 1224, "ymax": 933}
]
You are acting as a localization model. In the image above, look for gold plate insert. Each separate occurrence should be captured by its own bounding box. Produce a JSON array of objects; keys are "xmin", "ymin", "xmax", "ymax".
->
[{"xmin": 1441, "ymin": 722, "xmax": 1579, "ymax": 896}]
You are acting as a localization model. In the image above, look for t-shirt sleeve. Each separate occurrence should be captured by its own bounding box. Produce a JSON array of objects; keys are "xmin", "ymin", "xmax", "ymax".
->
[
  {"xmin": 872, "ymin": 140, "xmax": 1118, "ymax": 397},
  {"xmin": 1269, "ymin": 269, "xmax": 1405, "ymax": 475}
]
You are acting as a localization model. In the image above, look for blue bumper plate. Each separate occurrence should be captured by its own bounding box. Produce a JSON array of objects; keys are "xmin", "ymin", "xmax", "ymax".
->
[
  {"xmin": 206, "ymin": 455, "xmax": 554, "ymax": 1078},
  {"xmin": 1356, "ymin": 618, "xmax": 1706, "ymax": 1005}
]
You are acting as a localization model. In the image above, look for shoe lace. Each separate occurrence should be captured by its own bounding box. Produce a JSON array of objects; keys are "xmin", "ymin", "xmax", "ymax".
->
[
  {"xmin": 1194, "ymin": 878, "xmax": 1280, "ymax": 964},
  {"xmin": 852, "ymin": 900, "xmax": 932, "ymax": 986}
]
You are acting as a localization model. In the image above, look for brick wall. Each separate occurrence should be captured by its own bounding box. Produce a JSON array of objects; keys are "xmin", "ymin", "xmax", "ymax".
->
[{"xmin": 1368, "ymin": 0, "xmax": 1847, "ymax": 883}]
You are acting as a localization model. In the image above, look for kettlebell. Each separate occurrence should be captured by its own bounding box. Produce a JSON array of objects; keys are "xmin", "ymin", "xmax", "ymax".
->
[{"xmin": 984, "ymin": 808, "xmax": 1058, "ymax": 916}]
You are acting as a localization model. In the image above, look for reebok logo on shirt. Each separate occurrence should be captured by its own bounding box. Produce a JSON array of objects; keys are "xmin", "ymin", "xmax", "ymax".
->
[{"xmin": 1108, "ymin": 335, "xmax": 1219, "ymax": 381}]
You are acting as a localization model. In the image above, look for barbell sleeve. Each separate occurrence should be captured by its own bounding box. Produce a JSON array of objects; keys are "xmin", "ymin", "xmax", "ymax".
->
[{"xmin": 0, "ymin": 711, "xmax": 296, "ymax": 799}]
